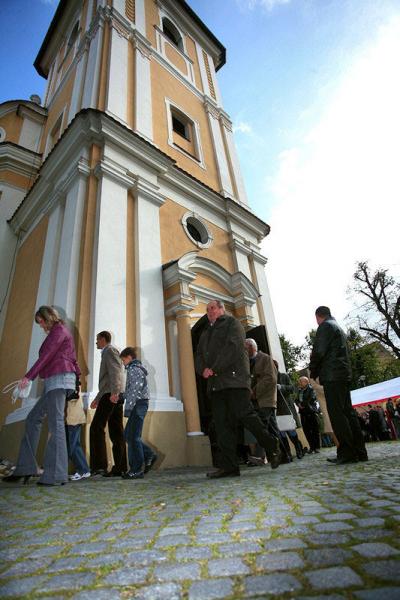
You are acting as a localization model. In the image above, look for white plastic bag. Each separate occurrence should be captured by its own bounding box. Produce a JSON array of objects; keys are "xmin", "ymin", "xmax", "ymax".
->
[{"xmin": 2, "ymin": 380, "xmax": 32, "ymax": 404}]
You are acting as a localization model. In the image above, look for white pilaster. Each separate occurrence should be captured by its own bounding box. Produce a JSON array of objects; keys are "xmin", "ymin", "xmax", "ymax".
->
[
  {"xmin": 134, "ymin": 36, "xmax": 153, "ymax": 141},
  {"xmin": 253, "ymin": 255, "xmax": 285, "ymax": 369},
  {"xmin": 68, "ymin": 48, "xmax": 88, "ymax": 124},
  {"xmin": 89, "ymin": 165, "xmax": 129, "ymax": 394},
  {"xmin": 204, "ymin": 100, "xmax": 234, "ymax": 198},
  {"xmin": 195, "ymin": 41, "xmax": 210, "ymax": 96},
  {"xmin": 106, "ymin": 24, "xmax": 128, "ymax": 124},
  {"xmin": 81, "ymin": 20, "xmax": 104, "ymax": 109},
  {"xmin": 221, "ymin": 115, "xmax": 249, "ymax": 206},
  {"xmin": 135, "ymin": 0, "xmax": 146, "ymax": 36},
  {"xmin": 53, "ymin": 169, "xmax": 88, "ymax": 321},
  {"xmin": 134, "ymin": 179, "xmax": 180, "ymax": 410}
]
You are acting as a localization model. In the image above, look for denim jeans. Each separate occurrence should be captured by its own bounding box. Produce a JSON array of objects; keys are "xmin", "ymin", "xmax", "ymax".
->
[
  {"xmin": 67, "ymin": 425, "xmax": 90, "ymax": 474},
  {"xmin": 124, "ymin": 400, "xmax": 154, "ymax": 473}
]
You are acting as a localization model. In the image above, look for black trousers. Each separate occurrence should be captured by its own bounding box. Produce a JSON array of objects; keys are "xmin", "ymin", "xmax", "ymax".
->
[
  {"xmin": 210, "ymin": 388, "xmax": 279, "ymax": 471},
  {"xmin": 300, "ymin": 413, "xmax": 321, "ymax": 451},
  {"xmin": 90, "ymin": 393, "xmax": 127, "ymax": 472},
  {"xmin": 323, "ymin": 381, "xmax": 367, "ymax": 461}
]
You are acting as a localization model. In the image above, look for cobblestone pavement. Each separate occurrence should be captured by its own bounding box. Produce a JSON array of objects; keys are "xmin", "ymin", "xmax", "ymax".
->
[{"xmin": 1, "ymin": 441, "xmax": 399, "ymax": 599}]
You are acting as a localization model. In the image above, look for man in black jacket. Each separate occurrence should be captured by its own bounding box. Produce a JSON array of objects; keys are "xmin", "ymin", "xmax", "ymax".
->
[
  {"xmin": 196, "ymin": 300, "xmax": 281, "ymax": 478},
  {"xmin": 309, "ymin": 306, "xmax": 368, "ymax": 465}
]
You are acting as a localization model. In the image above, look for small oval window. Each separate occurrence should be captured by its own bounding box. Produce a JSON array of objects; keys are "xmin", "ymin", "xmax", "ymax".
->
[{"xmin": 182, "ymin": 213, "xmax": 213, "ymax": 249}]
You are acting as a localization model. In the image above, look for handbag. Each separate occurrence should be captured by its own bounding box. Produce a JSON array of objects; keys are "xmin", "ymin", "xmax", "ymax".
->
[
  {"xmin": 276, "ymin": 388, "xmax": 296, "ymax": 431},
  {"xmin": 2, "ymin": 380, "xmax": 32, "ymax": 404}
]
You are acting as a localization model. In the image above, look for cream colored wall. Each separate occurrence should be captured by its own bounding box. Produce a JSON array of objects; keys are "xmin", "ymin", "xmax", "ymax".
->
[
  {"xmin": 0, "ymin": 170, "xmax": 31, "ymax": 190},
  {"xmin": 0, "ymin": 111, "xmax": 23, "ymax": 144},
  {"xmin": 0, "ymin": 217, "xmax": 48, "ymax": 429},
  {"xmin": 159, "ymin": 198, "xmax": 235, "ymax": 273},
  {"xmin": 186, "ymin": 35, "xmax": 203, "ymax": 92},
  {"xmin": 151, "ymin": 62, "xmax": 220, "ymax": 190},
  {"xmin": 145, "ymin": 0, "xmax": 158, "ymax": 48}
]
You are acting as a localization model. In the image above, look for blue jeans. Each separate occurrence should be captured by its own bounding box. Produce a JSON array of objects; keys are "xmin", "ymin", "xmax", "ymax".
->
[
  {"xmin": 67, "ymin": 425, "xmax": 90, "ymax": 474},
  {"xmin": 124, "ymin": 400, "xmax": 154, "ymax": 473}
]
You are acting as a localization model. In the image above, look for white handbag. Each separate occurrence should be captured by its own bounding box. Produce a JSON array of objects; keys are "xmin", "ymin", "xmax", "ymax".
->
[
  {"xmin": 2, "ymin": 380, "xmax": 32, "ymax": 404},
  {"xmin": 276, "ymin": 413, "xmax": 296, "ymax": 431}
]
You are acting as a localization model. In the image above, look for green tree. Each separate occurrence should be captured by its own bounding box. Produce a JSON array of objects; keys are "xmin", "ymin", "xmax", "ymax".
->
[
  {"xmin": 279, "ymin": 334, "xmax": 305, "ymax": 377},
  {"xmin": 347, "ymin": 328, "xmax": 384, "ymax": 389}
]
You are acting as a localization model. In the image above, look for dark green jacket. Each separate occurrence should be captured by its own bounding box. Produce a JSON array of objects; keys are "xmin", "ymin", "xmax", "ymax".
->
[
  {"xmin": 309, "ymin": 317, "xmax": 351, "ymax": 384},
  {"xmin": 195, "ymin": 314, "xmax": 250, "ymax": 393}
]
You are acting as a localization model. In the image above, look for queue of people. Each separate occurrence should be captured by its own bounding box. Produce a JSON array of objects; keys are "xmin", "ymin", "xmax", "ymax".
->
[{"xmin": 3, "ymin": 301, "xmax": 374, "ymax": 485}]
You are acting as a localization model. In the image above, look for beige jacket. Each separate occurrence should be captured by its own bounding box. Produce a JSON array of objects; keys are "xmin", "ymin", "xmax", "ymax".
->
[
  {"xmin": 66, "ymin": 397, "xmax": 86, "ymax": 426},
  {"xmin": 94, "ymin": 344, "xmax": 124, "ymax": 403},
  {"xmin": 250, "ymin": 351, "xmax": 278, "ymax": 409}
]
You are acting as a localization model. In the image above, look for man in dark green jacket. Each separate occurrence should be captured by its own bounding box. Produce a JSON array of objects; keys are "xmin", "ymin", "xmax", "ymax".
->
[
  {"xmin": 309, "ymin": 306, "xmax": 368, "ymax": 465},
  {"xmin": 196, "ymin": 300, "xmax": 281, "ymax": 478}
]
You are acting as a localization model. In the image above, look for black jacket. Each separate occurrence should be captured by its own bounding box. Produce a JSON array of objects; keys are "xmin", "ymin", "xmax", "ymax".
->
[
  {"xmin": 195, "ymin": 314, "xmax": 250, "ymax": 393},
  {"xmin": 296, "ymin": 384, "xmax": 319, "ymax": 415},
  {"xmin": 309, "ymin": 317, "xmax": 351, "ymax": 384}
]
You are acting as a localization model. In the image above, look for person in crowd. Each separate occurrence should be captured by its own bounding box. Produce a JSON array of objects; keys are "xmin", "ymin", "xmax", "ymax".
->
[
  {"xmin": 368, "ymin": 404, "xmax": 381, "ymax": 441},
  {"xmin": 195, "ymin": 300, "xmax": 281, "ymax": 478},
  {"xmin": 90, "ymin": 331, "xmax": 126, "ymax": 477},
  {"xmin": 3, "ymin": 306, "xmax": 80, "ymax": 486},
  {"xmin": 376, "ymin": 405, "xmax": 390, "ymax": 440},
  {"xmin": 119, "ymin": 347, "xmax": 157, "ymax": 480},
  {"xmin": 310, "ymin": 305, "xmax": 368, "ymax": 465},
  {"xmin": 387, "ymin": 398, "xmax": 400, "ymax": 439},
  {"xmin": 296, "ymin": 376, "xmax": 321, "ymax": 454},
  {"xmin": 273, "ymin": 359, "xmax": 305, "ymax": 460},
  {"xmin": 66, "ymin": 392, "xmax": 91, "ymax": 481}
]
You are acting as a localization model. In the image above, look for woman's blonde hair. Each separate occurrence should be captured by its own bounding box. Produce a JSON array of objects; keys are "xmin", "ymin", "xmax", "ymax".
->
[{"xmin": 35, "ymin": 306, "xmax": 63, "ymax": 329}]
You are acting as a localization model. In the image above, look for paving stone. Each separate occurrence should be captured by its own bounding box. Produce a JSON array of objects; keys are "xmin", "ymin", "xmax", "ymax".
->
[
  {"xmin": 69, "ymin": 542, "xmax": 110, "ymax": 555},
  {"xmin": 227, "ymin": 520, "xmax": 259, "ymax": 532},
  {"xmin": 304, "ymin": 548, "xmax": 354, "ymax": 567},
  {"xmin": 353, "ymin": 587, "xmax": 400, "ymax": 599},
  {"xmin": 208, "ymin": 557, "xmax": 250, "ymax": 576},
  {"xmin": 351, "ymin": 543, "xmax": 399, "ymax": 558},
  {"xmin": 256, "ymin": 551, "xmax": 304, "ymax": 571},
  {"xmin": 175, "ymin": 546, "xmax": 212, "ymax": 560},
  {"xmin": 154, "ymin": 534, "xmax": 191, "ymax": 547},
  {"xmin": 355, "ymin": 517, "xmax": 386, "ymax": 527},
  {"xmin": 322, "ymin": 512, "xmax": 356, "ymax": 521},
  {"xmin": 244, "ymin": 573, "xmax": 302, "ymax": 596},
  {"xmin": 72, "ymin": 590, "xmax": 122, "ymax": 600},
  {"xmin": 132, "ymin": 582, "xmax": 182, "ymax": 599},
  {"xmin": 264, "ymin": 537, "xmax": 307, "ymax": 551},
  {"xmin": 313, "ymin": 521, "xmax": 354, "ymax": 532},
  {"xmin": 307, "ymin": 533, "xmax": 351, "ymax": 546},
  {"xmin": 103, "ymin": 567, "xmax": 150, "ymax": 585},
  {"xmin": 349, "ymin": 529, "xmax": 394, "ymax": 541},
  {"xmin": 47, "ymin": 556, "xmax": 87, "ymax": 572},
  {"xmin": 40, "ymin": 572, "xmax": 96, "ymax": 592},
  {"xmin": 217, "ymin": 541, "xmax": 261, "ymax": 556},
  {"xmin": 0, "ymin": 575, "xmax": 47, "ymax": 597},
  {"xmin": 196, "ymin": 532, "xmax": 233, "ymax": 544},
  {"xmin": 292, "ymin": 515, "xmax": 320, "ymax": 525},
  {"xmin": 188, "ymin": 578, "xmax": 234, "ymax": 599},
  {"xmin": 154, "ymin": 562, "xmax": 201, "ymax": 581},
  {"xmin": 83, "ymin": 554, "xmax": 123, "ymax": 567},
  {"xmin": 29, "ymin": 545, "xmax": 66, "ymax": 558},
  {"xmin": 0, "ymin": 557, "xmax": 53, "ymax": 577},
  {"xmin": 361, "ymin": 559, "xmax": 400, "ymax": 582},
  {"xmin": 306, "ymin": 566, "xmax": 363, "ymax": 589},
  {"xmin": 297, "ymin": 596, "xmax": 346, "ymax": 600},
  {"xmin": 239, "ymin": 529, "xmax": 272, "ymax": 541},
  {"xmin": 282, "ymin": 525, "xmax": 312, "ymax": 535}
]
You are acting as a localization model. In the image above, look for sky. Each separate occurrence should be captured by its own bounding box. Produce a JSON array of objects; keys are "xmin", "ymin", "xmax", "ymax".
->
[{"xmin": 1, "ymin": 0, "xmax": 399, "ymax": 349}]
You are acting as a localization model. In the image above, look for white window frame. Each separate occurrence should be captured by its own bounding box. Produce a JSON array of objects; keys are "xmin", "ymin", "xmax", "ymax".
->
[
  {"xmin": 165, "ymin": 99, "xmax": 205, "ymax": 168},
  {"xmin": 181, "ymin": 211, "xmax": 213, "ymax": 249},
  {"xmin": 0, "ymin": 127, "xmax": 6, "ymax": 142}
]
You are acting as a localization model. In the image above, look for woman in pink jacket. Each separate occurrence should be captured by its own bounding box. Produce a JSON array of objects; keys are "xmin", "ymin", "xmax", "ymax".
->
[{"xmin": 4, "ymin": 306, "xmax": 80, "ymax": 486}]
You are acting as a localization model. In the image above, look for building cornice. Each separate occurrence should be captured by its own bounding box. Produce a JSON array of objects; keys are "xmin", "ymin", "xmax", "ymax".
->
[{"xmin": 0, "ymin": 143, "xmax": 42, "ymax": 178}]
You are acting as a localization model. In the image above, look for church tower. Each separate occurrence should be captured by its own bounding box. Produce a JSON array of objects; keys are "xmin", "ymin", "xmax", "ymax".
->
[{"xmin": 0, "ymin": 0, "xmax": 284, "ymax": 466}]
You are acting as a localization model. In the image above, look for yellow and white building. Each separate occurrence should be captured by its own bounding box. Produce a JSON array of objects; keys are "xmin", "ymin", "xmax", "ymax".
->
[{"xmin": 0, "ymin": 0, "xmax": 284, "ymax": 467}]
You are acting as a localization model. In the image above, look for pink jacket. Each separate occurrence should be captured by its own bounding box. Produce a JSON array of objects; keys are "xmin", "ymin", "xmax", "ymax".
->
[{"xmin": 25, "ymin": 322, "xmax": 80, "ymax": 381}]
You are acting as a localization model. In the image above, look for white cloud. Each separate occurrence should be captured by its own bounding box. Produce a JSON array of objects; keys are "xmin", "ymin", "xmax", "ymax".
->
[
  {"xmin": 262, "ymin": 16, "xmax": 400, "ymax": 347},
  {"xmin": 233, "ymin": 121, "xmax": 253, "ymax": 134},
  {"xmin": 237, "ymin": 0, "xmax": 291, "ymax": 11}
]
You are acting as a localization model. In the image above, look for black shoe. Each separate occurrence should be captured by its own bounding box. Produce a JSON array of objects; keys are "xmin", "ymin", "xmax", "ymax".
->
[
  {"xmin": 102, "ymin": 471, "xmax": 122, "ymax": 477},
  {"xmin": 121, "ymin": 471, "xmax": 144, "ymax": 479},
  {"xmin": 144, "ymin": 454, "xmax": 158, "ymax": 474},
  {"xmin": 91, "ymin": 469, "xmax": 105, "ymax": 476},
  {"xmin": 313, "ymin": 449, "xmax": 320, "ymax": 453},
  {"xmin": 327, "ymin": 457, "xmax": 338, "ymax": 463},
  {"xmin": 2, "ymin": 474, "xmax": 32, "ymax": 484},
  {"xmin": 328, "ymin": 457, "xmax": 358, "ymax": 465},
  {"xmin": 206, "ymin": 468, "xmax": 240, "ymax": 479},
  {"xmin": 269, "ymin": 452, "xmax": 281, "ymax": 470},
  {"xmin": 358, "ymin": 454, "xmax": 369, "ymax": 462},
  {"xmin": 36, "ymin": 481, "xmax": 65, "ymax": 486}
]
